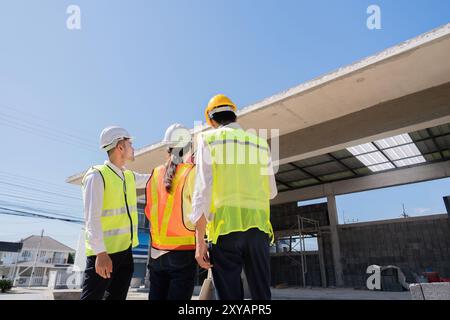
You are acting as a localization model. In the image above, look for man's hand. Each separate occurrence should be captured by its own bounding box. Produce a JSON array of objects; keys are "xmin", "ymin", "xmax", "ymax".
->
[
  {"xmin": 194, "ymin": 215, "xmax": 212, "ymax": 269},
  {"xmin": 95, "ymin": 252, "xmax": 113, "ymax": 279},
  {"xmin": 195, "ymin": 240, "xmax": 212, "ymax": 269}
]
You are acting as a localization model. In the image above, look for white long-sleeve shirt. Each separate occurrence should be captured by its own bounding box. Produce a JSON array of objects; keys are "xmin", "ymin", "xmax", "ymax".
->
[
  {"xmin": 190, "ymin": 122, "xmax": 278, "ymax": 225},
  {"xmin": 82, "ymin": 160, "xmax": 151, "ymax": 255}
]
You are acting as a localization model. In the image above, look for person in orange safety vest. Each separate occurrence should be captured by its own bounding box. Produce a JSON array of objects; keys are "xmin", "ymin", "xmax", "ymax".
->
[{"xmin": 145, "ymin": 123, "xmax": 197, "ymax": 300}]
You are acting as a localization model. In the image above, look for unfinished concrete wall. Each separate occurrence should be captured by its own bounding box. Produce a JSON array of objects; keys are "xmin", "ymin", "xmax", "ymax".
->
[
  {"xmin": 337, "ymin": 214, "xmax": 450, "ymax": 288},
  {"xmin": 270, "ymin": 254, "xmax": 322, "ymax": 287},
  {"xmin": 320, "ymin": 231, "xmax": 336, "ymax": 287},
  {"xmin": 270, "ymin": 201, "xmax": 450, "ymax": 288}
]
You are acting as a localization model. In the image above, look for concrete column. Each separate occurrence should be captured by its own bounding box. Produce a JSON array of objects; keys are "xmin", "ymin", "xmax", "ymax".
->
[
  {"xmin": 327, "ymin": 194, "xmax": 344, "ymax": 287},
  {"xmin": 317, "ymin": 232, "xmax": 327, "ymax": 288}
]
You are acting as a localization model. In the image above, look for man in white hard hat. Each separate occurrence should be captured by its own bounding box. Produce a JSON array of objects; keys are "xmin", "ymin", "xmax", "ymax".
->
[{"xmin": 80, "ymin": 126, "xmax": 152, "ymax": 300}]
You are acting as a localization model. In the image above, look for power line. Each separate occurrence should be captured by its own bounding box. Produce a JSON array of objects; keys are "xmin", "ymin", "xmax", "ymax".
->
[
  {"xmin": 0, "ymin": 207, "xmax": 83, "ymax": 224},
  {"xmin": 0, "ymin": 105, "xmax": 97, "ymax": 147},
  {"xmin": 0, "ymin": 117, "xmax": 98, "ymax": 152},
  {"xmin": 0, "ymin": 189, "xmax": 82, "ymax": 211},
  {"xmin": 0, "ymin": 180, "xmax": 82, "ymax": 200},
  {"xmin": 0, "ymin": 176, "xmax": 82, "ymax": 199},
  {"xmin": 0, "ymin": 110, "xmax": 97, "ymax": 147},
  {"xmin": 0, "ymin": 192, "xmax": 82, "ymax": 215},
  {"xmin": 0, "ymin": 115, "xmax": 97, "ymax": 149},
  {"xmin": 0, "ymin": 109, "xmax": 98, "ymax": 152},
  {"xmin": 0, "ymin": 188, "xmax": 82, "ymax": 210},
  {"xmin": 0, "ymin": 219, "xmax": 48, "ymax": 225},
  {"xmin": 0, "ymin": 174, "xmax": 82, "ymax": 198},
  {"xmin": 0, "ymin": 192, "xmax": 80, "ymax": 208},
  {"xmin": 0, "ymin": 205, "xmax": 83, "ymax": 222},
  {"xmin": 0, "ymin": 170, "xmax": 82, "ymax": 195},
  {"xmin": 0, "ymin": 173, "xmax": 84, "ymax": 219},
  {"xmin": 0, "ymin": 179, "xmax": 82, "ymax": 200},
  {"xmin": 0, "ymin": 201, "xmax": 82, "ymax": 220},
  {"xmin": 0, "ymin": 104, "xmax": 95, "ymax": 141},
  {"xmin": 0, "ymin": 192, "xmax": 82, "ymax": 214}
]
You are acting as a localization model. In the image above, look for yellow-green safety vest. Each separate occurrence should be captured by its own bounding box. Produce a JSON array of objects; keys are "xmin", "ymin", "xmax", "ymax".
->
[
  {"xmin": 202, "ymin": 127, "xmax": 274, "ymax": 244},
  {"xmin": 82, "ymin": 164, "xmax": 139, "ymax": 256}
]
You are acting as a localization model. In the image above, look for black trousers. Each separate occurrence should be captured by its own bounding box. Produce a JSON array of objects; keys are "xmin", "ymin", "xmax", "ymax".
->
[
  {"xmin": 80, "ymin": 246, "xmax": 134, "ymax": 300},
  {"xmin": 210, "ymin": 228, "xmax": 271, "ymax": 300},
  {"xmin": 148, "ymin": 250, "xmax": 197, "ymax": 300}
]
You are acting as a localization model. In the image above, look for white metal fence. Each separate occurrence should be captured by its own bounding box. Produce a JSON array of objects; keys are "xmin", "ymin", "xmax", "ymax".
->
[{"xmin": 14, "ymin": 276, "xmax": 49, "ymax": 287}]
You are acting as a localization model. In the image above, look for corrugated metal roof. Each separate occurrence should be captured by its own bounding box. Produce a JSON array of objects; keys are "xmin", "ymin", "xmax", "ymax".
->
[{"xmin": 276, "ymin": 121, "xmax": 450, "ymax": 193}]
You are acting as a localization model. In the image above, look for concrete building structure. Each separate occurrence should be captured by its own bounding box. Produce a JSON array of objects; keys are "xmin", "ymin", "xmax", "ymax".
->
[{"xmin": 67, "ymin": 23, "xmax": 450, "ymax": 289}]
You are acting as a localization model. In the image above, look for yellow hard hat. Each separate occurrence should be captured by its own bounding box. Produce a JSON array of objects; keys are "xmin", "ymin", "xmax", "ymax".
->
[{"xmin": 205, "ymin": 94, "xmax": 237, "ymax": 126}]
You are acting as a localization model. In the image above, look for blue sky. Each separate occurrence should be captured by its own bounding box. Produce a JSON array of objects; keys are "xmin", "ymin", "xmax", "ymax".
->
[{"xmin": 0, "ymin": 0, "xmax": 449, "ymax": 249}]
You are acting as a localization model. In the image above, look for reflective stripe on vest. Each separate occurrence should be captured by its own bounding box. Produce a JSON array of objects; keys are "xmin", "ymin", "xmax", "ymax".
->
[
  {"xmin": 145, "ymin": 163, "xmax": 196, "ymax": 251},
  {"xmin": 102, "ymin": 205, "xmax": 138, "ymax": 217},
  {"xmin": 82, "ymin": 165, "xmax": 139, "ymax": 256},
  {"xmin": 203, "ymin": 127, "xmax": 274, "ymax": 244}
]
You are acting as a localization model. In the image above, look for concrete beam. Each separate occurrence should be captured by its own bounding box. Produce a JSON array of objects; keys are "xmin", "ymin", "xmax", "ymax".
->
[
  {"xmin": 271, "ymin": 160, "xmax": 450, "ymax": 205},
  {"xmin": 67, "ymin": 25, "xmax": 450, "ymax": 186},
  {"xmin": 239, "ymin": 24, "xmax": 450, "ymax": 137},
  {"xmin": 272, "ymin": 82, "xmax": 450, "ymax": 165}
]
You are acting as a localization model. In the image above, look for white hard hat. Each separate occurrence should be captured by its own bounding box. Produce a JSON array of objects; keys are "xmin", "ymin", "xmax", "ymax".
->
[
  {"xmin": 162, "ymin": 123, "xmax": 191, "ymax": 148},
  {"xmin": 99, "ymin": 126, "xmax": 133, "ymax": 151}
]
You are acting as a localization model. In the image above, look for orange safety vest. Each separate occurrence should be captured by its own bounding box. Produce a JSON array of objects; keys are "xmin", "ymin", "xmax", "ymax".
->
[{"xmin": 145, "ymin": 163, "xmax": 196, "ymax": 251}]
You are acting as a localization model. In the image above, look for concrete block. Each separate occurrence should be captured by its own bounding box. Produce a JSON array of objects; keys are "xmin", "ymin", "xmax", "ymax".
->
[
  {"xmin": 410, "ymin": 283, "xmax": 450, "ymax": 300},
  {"xmin": 52, "ymin": 289, "xmax": 82, "ymax": 300},
  {"xmin": 130, "ymin": 277, "xmax": 143, "ymax": 288}
]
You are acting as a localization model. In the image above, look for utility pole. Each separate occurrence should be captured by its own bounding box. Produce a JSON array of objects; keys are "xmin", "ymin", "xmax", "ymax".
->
[
  {"xmin": 29, "ymin": 229, "xmax": 44, "ymax": 288},
  {"xmin": 401, "ymin": 203, "xmax": 409, "ymax": 218}
]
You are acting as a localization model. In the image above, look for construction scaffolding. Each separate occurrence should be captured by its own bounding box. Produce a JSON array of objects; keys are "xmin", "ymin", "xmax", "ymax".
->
[{"xmin": 273, "ymin": 215, "xmax": 328, "ymax": 288}]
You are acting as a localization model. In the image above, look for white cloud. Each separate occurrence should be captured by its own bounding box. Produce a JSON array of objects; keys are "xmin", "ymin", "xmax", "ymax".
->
[{"xmin": 413, "ymin": 207, "xmax": 432, "ymax": 215}]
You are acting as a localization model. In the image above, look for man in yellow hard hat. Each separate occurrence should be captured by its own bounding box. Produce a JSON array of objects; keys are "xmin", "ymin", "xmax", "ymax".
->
[{"xmin": 190, "ymin": 94, "xmax": 278, "ymax": 300}]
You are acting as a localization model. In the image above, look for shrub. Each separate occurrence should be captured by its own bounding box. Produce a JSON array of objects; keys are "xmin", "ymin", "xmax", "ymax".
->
[{"xmin": 0, "ymin": 279, "xmax": 13, "ymax": 293}]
